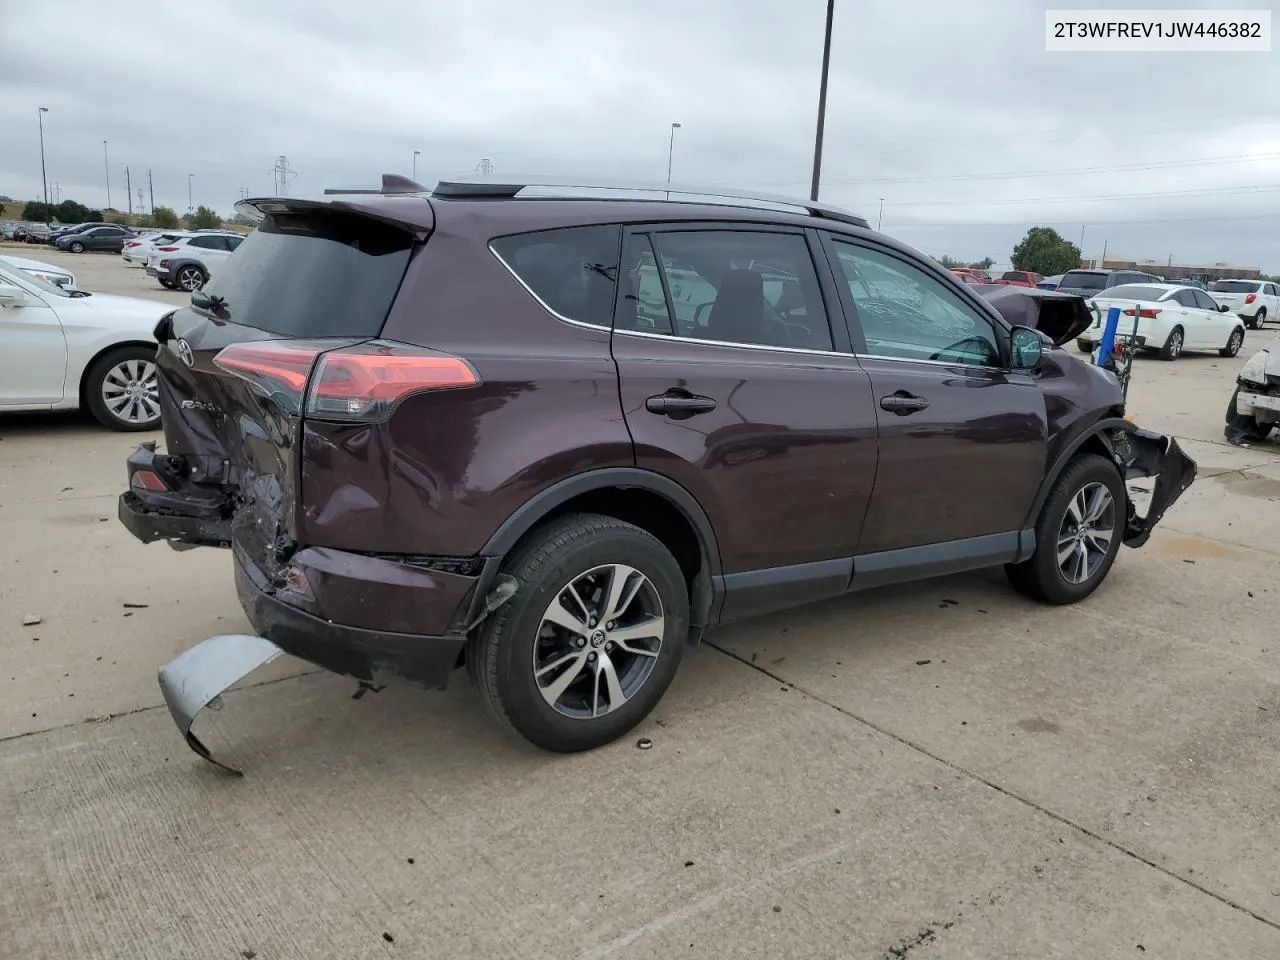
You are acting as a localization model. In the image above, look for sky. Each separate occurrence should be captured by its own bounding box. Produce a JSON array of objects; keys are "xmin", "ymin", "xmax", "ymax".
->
[{"xmin": 2, "ymin": 0, "xmax": 1279, "ymax": 271}]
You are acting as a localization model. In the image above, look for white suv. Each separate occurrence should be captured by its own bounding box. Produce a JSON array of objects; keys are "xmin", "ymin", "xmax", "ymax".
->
[
  {"xmin": 1210, "ymin": 279, "xmax": 1280, "ymax": 330},
  {"xmin": 145, "ymin": 233, "xmax": 245, "ymax": 291}
]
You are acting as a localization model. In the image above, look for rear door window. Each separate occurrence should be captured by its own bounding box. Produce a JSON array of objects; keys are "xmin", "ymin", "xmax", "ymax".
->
[
  {"xmin": 491, "ymin": 226, "xmax": 621, "ymax": 328},
  {"xmin": 199, "ymin": 208, "xmax": 413, "ymax": 337},
  {"xmin": 643, "ymin": 230, "xmax": 833, "ymax": 350}
]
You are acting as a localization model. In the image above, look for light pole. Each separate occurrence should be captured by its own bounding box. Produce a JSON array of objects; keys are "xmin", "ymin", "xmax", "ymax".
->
[
  {"xmin": 810, "ymin": 0, "xmax": 836, "ymax": 202},
  {"xmin": 103, "ymin": 141, "xmax": 111, "ymax": 209},
  {"xmin": 187, "ymin": 173, "xmax": 194, "ymax": 213},
  {"xmin": 37, "ymin": 107, "xmax": 49, "ymax": 206},
  {"xmin": 877, "ymin": 198, "xmax": 885, "ymax": 231},
  {"xmin": 1079, "ymin": 224, "xmax": 1086, "ymax": 251},
  {"xmin": 413, "ymin": 150, "xmax": 421, "ymax": 179},
  {"xmin": 666, "ymin": 122, "xmax": 682, "ymax": 183}
]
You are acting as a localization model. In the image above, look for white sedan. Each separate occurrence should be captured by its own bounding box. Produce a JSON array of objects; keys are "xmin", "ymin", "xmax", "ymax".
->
[
  {"xmin": 1074, "ymin": 283, "xmax": 1246, "ymax": 361},
  {"xmin": 0, "ymin": 254, "xmax": 78, "ymax": 291},
  {"xmin": 0, "ymin": 259, "xmax": 169, "ymax": 431}
]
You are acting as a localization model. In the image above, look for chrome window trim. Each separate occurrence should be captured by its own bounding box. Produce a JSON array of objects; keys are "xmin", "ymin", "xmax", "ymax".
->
[{"xmin": 488, "ymin": 242, "xmax": 609, "ymax": 331}]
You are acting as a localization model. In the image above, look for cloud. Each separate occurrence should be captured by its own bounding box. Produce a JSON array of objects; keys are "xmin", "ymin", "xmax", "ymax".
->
[{"xmin": 2, "ymin": 0, "xmax": 1277, "ymax": 269}]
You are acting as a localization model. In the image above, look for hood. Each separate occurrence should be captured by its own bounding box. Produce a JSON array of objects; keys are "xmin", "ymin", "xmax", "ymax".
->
[
  {"xmin": 1258, "ymin": 338, "xmax": 1280, "ymax": 377},
  {"xmin": 0, "ymin": 254, "xmax": 72, "ymax": 277},
  {"xmin": 74, "ymin": 291, "xmax": 173, "ymax": 316},
  {"xmin": 975, "ymin": 285, "xmax": 1094, "ymax": 347}
]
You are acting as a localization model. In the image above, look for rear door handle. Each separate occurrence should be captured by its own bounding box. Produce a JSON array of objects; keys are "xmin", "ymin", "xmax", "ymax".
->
[
  {"xmin": 645, "ymin": 392, "xmax": 718, "ymax": 416},
  {"xmin": 879, "ymin": 392, "xmax": 930, "ymax": 415}
]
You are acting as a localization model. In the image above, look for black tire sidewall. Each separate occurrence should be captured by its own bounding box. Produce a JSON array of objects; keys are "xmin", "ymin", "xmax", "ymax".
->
[
  {"xmin": 1161, "ymin": 327, "xmax": 1183, "ymax": 360},
  {"xmin": 69, "ymin": 242, "xmax": 84, "ymax": 253},
  {"xmin": 1027, "ymin": 455, "xmax": 1125, "ymax": 604},
  {"xmin": 480, "ymin": 516, "xmax": 689, "ymax": 752},
  {"xmin": 1223, "ymin": 328, "xmax": 1244, "ymax": 356},
  {"xmin": 84, "ymin": 346, "xmax": 161, "ymax": 432}
]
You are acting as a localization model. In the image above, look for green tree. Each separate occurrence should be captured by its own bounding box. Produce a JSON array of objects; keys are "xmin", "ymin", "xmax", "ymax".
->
[
  {"xmin": 152, "ymin": 206, "xmax": 180, "ymax": 228},
  {"xmin": 51, "ymin": 199, "xmax": 102, "ymax": 223},
  {"xmin": 184, "ymin": 205, "xmax": 220, "ymax": 230},
  {"xmin": 972, "ymin": 256, "xmax": 995, "ymax": 270},
  {"xmin": 21, "ymin": 200, "xmax": 52, "ymax": 222},
  {"xmin": 937, "ymin": 254, "xmax": 962, "ymax": 269},
  {"xmin": 1011, "ymin": 227, "xmax": 1080, "ymax": 276}
]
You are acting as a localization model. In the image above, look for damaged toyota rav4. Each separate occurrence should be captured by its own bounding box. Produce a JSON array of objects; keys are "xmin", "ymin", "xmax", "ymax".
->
[{"xmin": 119, "ymin": 175, "xmax": 1196, "ymax": 769}]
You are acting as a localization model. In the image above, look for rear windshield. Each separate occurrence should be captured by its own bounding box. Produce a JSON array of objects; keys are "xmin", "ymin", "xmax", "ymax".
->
[
  {"xmin": 1061, "ymin": 271, "xmax": 1107, "ymax": 291},
  {"xmin": 200, "ymin": 210, "xmax": 412, "ymax": 337},
  {"xmin": 1097, "ymin": 284, "xmax": 1168, "ymax": 301},
  {"xmin": 1000, "ymin": 271, "xmax": 1027, "ymax": 281},
  {"xmin": 1211, "ymin": 280, "xmax": 1259, "ymax": 293}
]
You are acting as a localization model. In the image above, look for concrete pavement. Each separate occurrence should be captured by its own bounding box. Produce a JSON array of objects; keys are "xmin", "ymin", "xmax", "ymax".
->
[{"xmin": 3, "ymin": 248, "xmax": 1280, "ymax": 958}]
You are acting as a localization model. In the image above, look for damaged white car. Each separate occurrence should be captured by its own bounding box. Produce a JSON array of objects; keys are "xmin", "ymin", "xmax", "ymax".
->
[{"xmin": 1226, "ymin": 339, "xmax": 1280, "ymax": 445}]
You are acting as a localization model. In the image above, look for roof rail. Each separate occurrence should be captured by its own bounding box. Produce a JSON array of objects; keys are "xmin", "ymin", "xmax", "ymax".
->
[
  {"xmin": 324, "ymin": 173, "xmax": 428, "ymax": 196},
  {"xmin": 430, "ymin": 175, "xmax": 869, "ymax": 228}
]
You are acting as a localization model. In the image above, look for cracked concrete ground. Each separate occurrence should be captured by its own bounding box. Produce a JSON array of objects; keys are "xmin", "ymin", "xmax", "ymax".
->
[{"xmin": 3, "ymin": 250, "xmax": 1280, "ymax": 959}]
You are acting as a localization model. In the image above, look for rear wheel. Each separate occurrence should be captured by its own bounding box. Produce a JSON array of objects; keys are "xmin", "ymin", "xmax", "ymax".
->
[
  {"xmin": 68, "ymin": 241, "xmax": 85, "ymax": 253},
  {"xmin": 1158, "ymin": 326, "xmax": 1184, "ymax": 360},
  {"xmin": 1076, "ymin": 339, "xmax": 1093, "ymax": 354},
  {"xmin": 1253, "ymin": 308, "xmax": 1267, "ymax": 329},
  {"xmin": 83, "ymin": 345, "xmax": 162, "ymax": 432},
  {"xmin": 467, "ymin": 513, "xmax": 689, "ymax": 752},
  {"xmin": 1220, "ymin": 326, "xmax": 1245, "ymax": 358},
  {"xmin": 176, "ymin": 265, "xmax": 206, "ymax": 292},
  {"xmin": 1006, "ymin": 453, "xmax": 1124, "ymax": 605}
]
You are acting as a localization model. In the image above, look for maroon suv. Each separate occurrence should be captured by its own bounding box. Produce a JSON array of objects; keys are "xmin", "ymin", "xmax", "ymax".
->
[{"xmin": 118, "ymin": 175, "xmax": 1195, "ymax": 765}]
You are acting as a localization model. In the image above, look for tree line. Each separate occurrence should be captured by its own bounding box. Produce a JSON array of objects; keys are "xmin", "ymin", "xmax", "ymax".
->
[{"xmin": 14, "ymin": 199, "xmax": 225, "ymax": 231}]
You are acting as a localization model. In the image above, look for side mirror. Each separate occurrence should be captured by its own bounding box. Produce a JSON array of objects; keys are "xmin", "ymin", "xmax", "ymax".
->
[
  {"xmin": 0, "ymin": 288, "xmax": 28, "ymax": 308},
  {"xmin": 1009, "ymin": 326, "xmax": 1044, "ymax": 370},
  {"xmin": 1219, "ymin": 304, "xmax": 1231, "ymax": 313}
]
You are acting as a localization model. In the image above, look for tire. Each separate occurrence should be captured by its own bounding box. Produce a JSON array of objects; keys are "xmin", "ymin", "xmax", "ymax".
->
[
  {"xmin": 1253, "ymin": 308, "xmax": 1267, "ymax": 329},
  {"xmin": 467, "ymin": 513, "xmax": 690, "ymax": 752},
  {"xmin": 1006, "ymin": 453, "xmax": 1125, "ymax": 605},
  {"xmin": 68, "ymin": 241, "xmax": 85, "ymax": 253},
  {"xmin": 1220, "ymin": 327, "xmax": 1245, "ymax": 358},
  {"xmin": 83, "ymin": 345, "xmax": 162, "ymax": 432},
  {"xmin": 1224, "ymin": 387, "xmax": 1273, "ymax": 444},
  {"xmin": 1076, "ymin": 339, "xmax": 1093, "ymax": 354},
  {"xmin": 175, "ymin": 264, "xmax": 206, "ymax": 292},
  {"xmin": 158, "ymin": 278, "xmax": 178, "ymax": 290},
  {"xmin": 1157, "ymin": 326, "xmax": 1184, "ymax": 361}
]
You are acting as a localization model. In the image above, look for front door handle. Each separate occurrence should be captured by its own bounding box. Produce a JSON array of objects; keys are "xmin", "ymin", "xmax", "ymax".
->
[
  {"xmin": 879, "ymin": 392, "xmax": 930, "ymax": 415},
  {"xmin": 645, "ymin": 392, "xmax": 718, "ymax": 417}
]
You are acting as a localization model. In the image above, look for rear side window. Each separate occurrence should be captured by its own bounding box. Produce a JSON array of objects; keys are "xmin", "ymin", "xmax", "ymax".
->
[
  {"xmin": 491, "ymin": 226, "xmax": 621, "ymax": 328},
  {"xmin": 189, "ymin": 235, "xmax": 221, "ymax": 249},
  {"xmin": 200, "ymin": 209, "xmax": 412, "ymax": 337}
]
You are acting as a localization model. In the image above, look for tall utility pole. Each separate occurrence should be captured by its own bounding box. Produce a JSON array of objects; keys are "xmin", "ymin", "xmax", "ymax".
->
[
  {"xmin": 37, "ymin": 107, "xmax": 50, "ymax": 205},
  {"xmin": 137, "ymin": 186, "xmax": 145, "ymax": 214},
  {"xmin": 877, "ymin": 198, "xmax": 885, "ymax": 231},
  {"xmin": 666, "ymin": 123, "xmax": 682, "ymax": 183},
  {"xmin": 126, "ymin": 167, "xmax": 133, "ymax": 215},
  {"xmin": 271, "ymin": 155, "xmax": 295, "ymax": 195},
  {"xmin": 1079, "ymin": 224, "xmax": 1086, "ymax": 250},
  {"xmin": 809, "ymin": 0, "xmax": 836, "ymax": 202},
  {"xmin": 147, "ymin": 169, "xmax": 155, "ymax": 213},
  {"xmin": 476, "ymin": 158, "xmax": 494, "ymax": 176},
  {"xmin": 187, "ymin": 173, "xmax": 194, "ymax": 212},
  {"xmin": 239, "ymin": 187, "xmax": 250, "ymax": 199},
  {"xmin": 413, "ymin": 150, "xmax": 421, "ymax": 179},
  {"xmin": 103, "ymin": 141, "xmax": 111, "ymax": 209}
]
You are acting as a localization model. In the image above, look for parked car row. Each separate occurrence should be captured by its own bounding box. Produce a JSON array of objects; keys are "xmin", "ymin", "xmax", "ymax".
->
[{"xmin": 1075, "ymin": 282, "xmax": 1246, "ymax": 361}]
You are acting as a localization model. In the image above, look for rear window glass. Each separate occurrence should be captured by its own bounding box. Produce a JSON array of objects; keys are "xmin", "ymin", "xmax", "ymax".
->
[
  {"xmin": 200, "ymin": 210, "xmax": 412, "ymax": 337},
  {"xmin": 1061, "ymin": 271, "xmax": 1106, "ymax": 291},
  {"xmin": 1097, "ymin": 284, "xmax": 1168, "ymax": 301},
  {"xmin": 1000, "ymin": 271, "xmax": 1027, "ymax": 281},
  {"xmin": 491, "ymin": 226, "xmax": 621, "ymax": 327},
  {"xmin": 1211, "ymin": 280, "xmax": 1259, "ymax": 293}
]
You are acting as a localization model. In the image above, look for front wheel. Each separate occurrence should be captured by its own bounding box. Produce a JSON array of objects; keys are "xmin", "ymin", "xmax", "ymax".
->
[
  {"xmin": 467, "ymin": 513, "xmax": 689, "ymax": 752},
  {"xmin": 1006, "ymin": 453, "xmax": 1124, "ymax": 605},
  {"xmin": 175, "ymin": 265, "xmax": 206, "ymax": 291},
  {"xmin": 83, "ymin": 345, "xmax": 162, "ymax": 432},
  {"xmin": 1158, "ymin": 326, "xmax": 1184, "ymax": 361},
  {"xmin": 1220, "ymin": 326, "xmax": 1245, "ymax": 358},
  {"xmin": 68, "ymin": 241, "xmax": 85, "ymax": 253}
]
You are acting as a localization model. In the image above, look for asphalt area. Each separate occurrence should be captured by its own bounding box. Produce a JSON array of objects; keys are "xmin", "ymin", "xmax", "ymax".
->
[{"xmin": 4, "ymin": 248, "xmax": 1280, "ymax": 959}]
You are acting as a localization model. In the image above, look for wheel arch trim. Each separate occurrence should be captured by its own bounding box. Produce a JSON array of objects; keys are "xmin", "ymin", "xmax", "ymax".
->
[{"xmin": 1023, "ymin": 417, "xmax": 1130, "ymax": 530}]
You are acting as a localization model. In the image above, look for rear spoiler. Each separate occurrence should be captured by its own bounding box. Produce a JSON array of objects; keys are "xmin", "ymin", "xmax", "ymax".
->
[{"xmin": 234, "ymin": 187, "xmax": 433, "ymax": 241}]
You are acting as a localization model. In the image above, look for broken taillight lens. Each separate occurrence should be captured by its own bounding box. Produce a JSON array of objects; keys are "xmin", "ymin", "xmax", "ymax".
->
[
  {"xmin": 1122, "ymin": 307, "xmax": 1161, "ymax": 318},
  {"xmin": 131, "ymin": 469, "xmax": 169, "ymax": 492},
  {"xmin": 307, "ymin": 342, "xmax": 479, "ymax": 422},
  {"xmin": 212, "ymin": 340, "xmax": 479, "ymax": 419}
]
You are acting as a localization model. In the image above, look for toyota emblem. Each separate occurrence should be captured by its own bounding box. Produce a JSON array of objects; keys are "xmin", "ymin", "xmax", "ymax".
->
[{"xmin": 176, "ymin": 339, "xmax": 195, "ymax": 368}]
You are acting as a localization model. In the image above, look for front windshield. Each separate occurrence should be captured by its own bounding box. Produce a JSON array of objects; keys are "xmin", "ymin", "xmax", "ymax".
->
[{"xmin": 0, "ymin": 262, "xmax": 72, "ymax": 298}]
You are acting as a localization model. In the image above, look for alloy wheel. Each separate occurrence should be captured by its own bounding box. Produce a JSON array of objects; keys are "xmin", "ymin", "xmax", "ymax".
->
[
  {"xmin": 532, "ymin": 563, "xmax": 665, "ymax": 719},
  {"xmin": 101, "ymin": 358, "xmax": 160, "ymax": 426},
  {"xmin": 1057, "ymin": 482, "xmax": 1115, "ymax": 584},
  {"xmin": 1227, "ymin": 329, "xmax": 1243, "ymax": 356},
  {"xmin": 1167, "ymin": 330, "xmax": 1183, "ymax": 358},
  {"xmin": 178, "ymin": 267, "xmax": 205, "ymax": 291}
]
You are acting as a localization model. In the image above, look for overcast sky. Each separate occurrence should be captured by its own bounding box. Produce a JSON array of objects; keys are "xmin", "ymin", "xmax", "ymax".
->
[{"xmin": 2, "ymin": 0, "xmax": 1279, "ymax": 270}]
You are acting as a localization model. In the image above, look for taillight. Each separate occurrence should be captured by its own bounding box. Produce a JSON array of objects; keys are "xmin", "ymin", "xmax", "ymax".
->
[
  {"xmin": 308, "ymin": 342, "xmax": 479, "ymax": 422},
  {"xmin": 1245, "ymin": 293, "xmax": 1257, "ymax": 304},
  {"xmin": 1122, "ymin": 307, "xmax": 1161, "ymax": 318},
  {"xmin": 212, "ymin": 340, "xmax": 479, "ymax": 419},
  {"xmin": 159, "ymin": 259, "xmax": 171, "ymax": 268},
  {"xmin": 157, "ymin": 246, "xmax": 179, "ymax": 252},
  {"xmin": 131, "ymin": 469, "xmax": 169, "ymax": 492}
]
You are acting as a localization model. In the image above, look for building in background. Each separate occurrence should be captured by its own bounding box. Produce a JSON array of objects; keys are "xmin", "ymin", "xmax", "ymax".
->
[{"xmin": 1079, "ymin": 255, "xmax": 1260, "ymax": 281}]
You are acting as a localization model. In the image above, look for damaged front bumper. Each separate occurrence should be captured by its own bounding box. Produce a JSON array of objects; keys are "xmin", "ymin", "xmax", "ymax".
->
[{"xmin": 1107, "ymin": 423, "xmax": 1197, "ymax": 548}]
